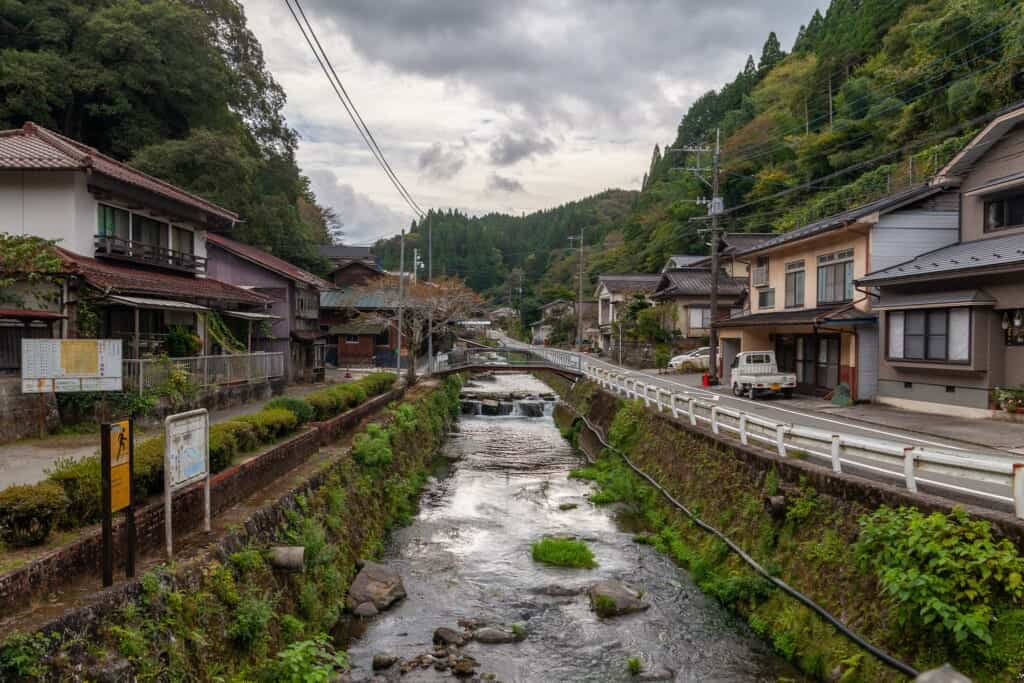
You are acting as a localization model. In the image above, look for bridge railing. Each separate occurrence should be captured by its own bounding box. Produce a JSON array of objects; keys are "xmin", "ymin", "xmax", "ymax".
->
[
  {"xmin": 576, "ymin": 362, "xmax": 1024, "ymax": 520},
  {"xmin": 437, "ymin": 346, "xmax": 582, "ymax": 372}
]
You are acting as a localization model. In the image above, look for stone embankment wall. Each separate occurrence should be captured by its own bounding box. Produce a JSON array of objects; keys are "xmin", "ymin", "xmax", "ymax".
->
[
  {"xmin": 0, "ymin": 378, "xmax": 59, "ymax": 443},
  {"xmin": 539, "ymin": 371, "xmax": 1024, "ymax": 682}
]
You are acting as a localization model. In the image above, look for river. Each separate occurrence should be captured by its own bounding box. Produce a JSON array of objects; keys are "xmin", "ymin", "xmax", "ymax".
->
[{"xmin": 341, "ymin": 372, "xmax": 799, "ymax": 682}]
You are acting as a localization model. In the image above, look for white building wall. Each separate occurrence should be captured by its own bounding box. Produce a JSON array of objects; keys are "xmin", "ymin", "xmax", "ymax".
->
[{"xmin": 0, "ymin": 170, "xmax": 93, "ymax": 254}]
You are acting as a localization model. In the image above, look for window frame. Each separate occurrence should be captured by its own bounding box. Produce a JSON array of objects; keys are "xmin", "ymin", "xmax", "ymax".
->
[
  {"xmin": 886, "ymin": 308, "xmax": 971, "ymax": 364},
  {"xmin": 816, "ymin": 249, "xmax": 854, "ymax": 306},
  {"xmin": 688, "ymin": 306, "xmax": 711, "ymax": 330},
  {"xmin": 784, "ymin": 260, "xmax": 805, "ymax": 309},
  {"xmin": 758, "ymin": 288, "xmax": 775, "ymax": 309},
  {"xmin": 983, "ymin": 191, "xmax": 1024, "ymax": 233},
  {"xmin": 344, "ymin": 334, "xmax": 361, "ymax": 344}
]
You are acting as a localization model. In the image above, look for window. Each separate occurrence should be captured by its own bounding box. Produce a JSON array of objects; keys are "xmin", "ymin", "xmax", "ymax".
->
[
  {"xmin": 172, "ymin": 226, "xmax": 194, "ymax": 255},
  {"xmin": 344, "ymin": 334, "xmax": 360, "ymax": 344},
  {"xmin": 752, "ymin": 256, "xmax": 769, "ymax": 287},
  {"xmin": 817, "ymin": 249, "xmax": 854, "ymax": 305},
  {"xmin": 785, "ymin": 260, "xmax": 805, "ymax": 308},
  {"xmin": 97, "ymin": 204, "xmax": 130, "ymax": 240},
  {"xmin": 374, "ymin": 330, "xmax": 390, "ymax": 346},
  {"xmin": 134, "ymin": 216, "xmax": 166, "ymax": 248},
  {"xmin": 983, "ymin": 192, "xmax": 1024, "ymax": 232},
  {"xmin": 758, "ymin": 288, "xmax": 775, "ymax": 309},
  {"xmin": 887, "ymin": 309, "xmax": 970, "ymax": 362},
  {"xmin": 688, "ymin": 307, "xmax": 710, "ymax": 330}
]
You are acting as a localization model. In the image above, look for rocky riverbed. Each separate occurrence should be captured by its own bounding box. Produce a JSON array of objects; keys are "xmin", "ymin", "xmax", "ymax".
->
[{"xmin": 337, "ymin": 372, "xmax": 800, "ymax": 682}]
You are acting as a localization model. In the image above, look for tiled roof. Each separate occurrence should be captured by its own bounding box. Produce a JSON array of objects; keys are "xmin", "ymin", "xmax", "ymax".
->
[
  {"xmin": 58, "ymin": 248, "xmax": 270, "ymax": 305},
  {"xmin": 0, "ymin": 308, "xmax": 65, "ymax": 320},
  {"xmin": 0, "ymin": 122, "xmax": 238, "ymax": 223},
  {"xmin": 207, "ymin": 233, "xmax": 333, "ymax": 290},
  {"xmin": 652, "ymin": 268, "xmax": 746, "ymax": 299},
  {"xmin": 664, "ymin": 255, "xmax": 708, "ymax": 270},
  {"xmin": 320, "ymin": 287, "xmax": 399, "ymax": 310},
  {"xmin": 736, "ymin": 184, "xmax": 951, "ymax": 256},
  {"xmin": 721, "ymin": 232, "xmax": 774, "ymax": 253},
  {"xmin": 714, "ymin": 305, "xmax": 876, "ymax": 328},
  {"xmin": 857, "ymin": 232, "xmax": 1024, "ymax": 284},
  {"xmin": 874, "ymin": 289, "xmax": 997, "ymax": 310},
  {"xmin": 327, "ymin": 315, "xmax": 389, "ymax": 336},
  {"xmin": 596, "ymin": 274, "xmax": 662, "ymax": 294}
]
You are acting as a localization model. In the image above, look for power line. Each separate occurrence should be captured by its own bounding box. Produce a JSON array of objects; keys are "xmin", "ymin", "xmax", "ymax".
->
[{"xmin": 284, "ymin": 0, "xmax": 425, "ymax": 219}]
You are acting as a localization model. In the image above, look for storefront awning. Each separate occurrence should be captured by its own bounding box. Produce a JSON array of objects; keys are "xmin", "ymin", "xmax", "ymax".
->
[
  {"xmin": 106, "ymin": 295, "xmax": 210, "ymax": 312},
  {"xmin": 874, "ymin": 289, "xmax": 997, "ymax": 310},
  {"xmin": 220, "ymin": 310, "xmax": 280, "ymax": 321}
]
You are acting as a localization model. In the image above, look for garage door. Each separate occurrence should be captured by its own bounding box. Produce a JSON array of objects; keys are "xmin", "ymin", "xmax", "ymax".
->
[
  {"xmin": 856, "ymin": 326, "xmax": 879, "ymax": 401},
  {"xmin": 720, "ymin": 338, "xmax": 740, "ymax": 381}
]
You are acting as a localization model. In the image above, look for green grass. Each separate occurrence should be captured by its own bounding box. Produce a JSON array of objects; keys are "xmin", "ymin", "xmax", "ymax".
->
[
  {"xmin": 531, "ymin": 537, "xmax": 597, "ymax": 569},
  {"xmin": 626, "ymin": 656, "xmax": 643, "ymax": 675},
  {"xmin": 592, "ymin": 594, "xmax": 618, "ymax": 617}
]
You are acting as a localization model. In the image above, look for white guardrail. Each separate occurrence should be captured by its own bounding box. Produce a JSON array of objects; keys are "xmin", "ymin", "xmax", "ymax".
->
[{"xmin": 522, "ymin": 347, "xmax": 1024, "ymax": 520}]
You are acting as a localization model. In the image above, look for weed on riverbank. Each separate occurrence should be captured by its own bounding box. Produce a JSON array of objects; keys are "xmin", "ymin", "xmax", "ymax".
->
[{"xmin": 531, "ymin": 537, "xmax": 597, "ymax": 568}]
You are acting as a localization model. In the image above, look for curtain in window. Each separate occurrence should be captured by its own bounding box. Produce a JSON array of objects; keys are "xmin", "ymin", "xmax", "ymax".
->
[
  {"xmin": 888, "ymin": 312, "xmax": 904, "ymax": 358},
  {"xmin": 949, "ymin": 309, "xmax": 970, "ymax": 361}
]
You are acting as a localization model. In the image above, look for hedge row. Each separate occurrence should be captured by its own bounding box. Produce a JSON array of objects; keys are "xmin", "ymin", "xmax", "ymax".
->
[{"xmin": 0, "ymin": 373, "xmax": 397, "ymax": 548}]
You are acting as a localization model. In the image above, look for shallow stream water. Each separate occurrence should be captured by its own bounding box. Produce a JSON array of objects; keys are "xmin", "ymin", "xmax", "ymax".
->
[{"xmin": 341, "ymin": 373, "xmax": 800, "ymax": 682}]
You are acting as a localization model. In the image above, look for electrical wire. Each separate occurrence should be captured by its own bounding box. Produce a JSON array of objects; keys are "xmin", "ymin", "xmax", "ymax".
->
[
  {"xmin": 565, "ymin": 407, "xmax": 920, "ymax": 679},
  {"xmin": 283, "ymin": 0, "xmax": 425, "ymax": 219}
]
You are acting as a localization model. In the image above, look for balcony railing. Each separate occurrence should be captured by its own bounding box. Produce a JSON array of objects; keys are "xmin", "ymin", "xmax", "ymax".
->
[{"xmin": 94, "ymin": 235, "xmax": 206, "ymax": 274}]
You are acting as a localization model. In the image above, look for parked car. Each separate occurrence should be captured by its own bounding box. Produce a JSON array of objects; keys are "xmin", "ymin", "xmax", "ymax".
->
[
  {"xmin": 729, "ymin": 351, "xmax": 796, "ymax": 399},
  {"xmin": 668, "ymin": 346, "xmax": 710, "ymax": 370}
]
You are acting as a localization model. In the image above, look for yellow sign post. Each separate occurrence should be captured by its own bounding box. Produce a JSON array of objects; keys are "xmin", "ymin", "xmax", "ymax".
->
[{"xmin": 101, "ymin": 418, "xmax": 136, "ymax": 587}]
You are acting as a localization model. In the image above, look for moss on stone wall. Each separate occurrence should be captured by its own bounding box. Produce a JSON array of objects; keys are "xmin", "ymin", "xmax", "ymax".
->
[
  {"xmin": 553, "ymin": 379, "xmax": 1024, "ymax": 682},
  {"xmin": 0, "ymin": 375, "xmax": 465, "ymax": 682}
]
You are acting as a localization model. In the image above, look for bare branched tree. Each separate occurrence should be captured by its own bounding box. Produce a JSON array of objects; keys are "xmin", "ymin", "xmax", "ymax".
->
[{"xmin": 350, "ymin": 275, "xmax": 483, "ymax": 382}]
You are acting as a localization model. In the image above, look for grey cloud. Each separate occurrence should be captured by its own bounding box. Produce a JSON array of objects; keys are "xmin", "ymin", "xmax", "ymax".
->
[
  {"xmin": 417, "ymin": 142, "xmax": 467, "ymax": 180},
  {"xmin": 488, "ymin": 132, "xmax": 555, "ymax": 165},
  {"xmin": 301, "ymin": 0, "xmax": 824, "ymax": 127},
  {"xmin": 487, "ymin": 173, "xmax": 525, "ymax": 193},
  {"xmin": 307, "ymin": 169, "xmax": 412, "ymax": 244}
]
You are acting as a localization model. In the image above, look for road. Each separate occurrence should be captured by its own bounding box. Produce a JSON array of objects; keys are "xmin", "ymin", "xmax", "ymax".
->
[{"xmin": 494, "ymin": 334, "xmax": 1023, "ymax": 516}]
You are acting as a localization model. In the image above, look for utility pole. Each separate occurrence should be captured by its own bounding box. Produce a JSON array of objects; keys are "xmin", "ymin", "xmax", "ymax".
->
[
  {"xmin": 396, "ymin": 229, "xmax": 405, "ymax": 375},
  {"xmin": 412, "ymin": 248, "xmax": 419, "ymax": 284},
  {"xmin": 708, "ymin": 128, "xmax": 722, "ymax": 385},
  {"xmin": 668, "ymin": 127, "xmax": 723, "ymax": 384},
  {"xmin": 568, "ymin": 227, "xmax": 584, "ymax": 350},
  {"xmin": 426, "ymin": 213, "xmax": 433, "ymax": 375}
]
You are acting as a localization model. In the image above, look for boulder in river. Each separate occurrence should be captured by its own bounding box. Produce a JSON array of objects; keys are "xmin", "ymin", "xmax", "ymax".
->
[
  {"xmin": 372, "ymin": 654, "xmax": 399, "ymax": 671},
  {"xmin": 452, "ymin": 655, "xmax": 479, "ymax": 677},
  {"xmin": 480, "ymin": 399, "xmax": 501, "ymax": 415},
  {"xmin": 517, "ymin": 401, "xmax": 544, "ymax": 417},
  {"xmin": 588, "ymin": 580, "xmax": 650, "ymax": 617},
  {"xmin": 473, "ymin": 626, "xmax": 520, "ymax": 644},
  {"xmin": 353, "ymin": 602, "xmax": 379, "ymax": 617},
  {"xmin": 348, "ymin": 561, "xmax": 406, "ymax": 611},
  {"xmin": 638, "ymin": 666, "xmax": 676, "ymax": 681},
  {"xmin": 433, "ymin": 626, "xmax": 467, "ymax": 646}
]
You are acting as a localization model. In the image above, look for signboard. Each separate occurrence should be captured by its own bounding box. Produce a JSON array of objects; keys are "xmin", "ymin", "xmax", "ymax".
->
[
  {"xmin": 163, "ymin": 409, "xmax": 211, "ymax": 558},
  {"xmin": 21, "ymin": 339, "xmax": 122, "ymax": 393},
  {"xmin": 108, "ymin": 420, "xmax": 131, "ymax": 513},
  {"xmin": 100, "ymin": 418, "xmax": 136, "ymax": 587}
]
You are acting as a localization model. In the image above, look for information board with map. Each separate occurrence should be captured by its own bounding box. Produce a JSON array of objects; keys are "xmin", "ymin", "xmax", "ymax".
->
[{"xmin": 20, "ymin": 339, "xmax": 122, "ymax": 393}]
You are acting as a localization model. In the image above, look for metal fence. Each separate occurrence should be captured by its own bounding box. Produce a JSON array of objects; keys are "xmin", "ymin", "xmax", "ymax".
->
[{"xmin": 123, "ymin": 352, "xmax": 285, "ymax": 393}]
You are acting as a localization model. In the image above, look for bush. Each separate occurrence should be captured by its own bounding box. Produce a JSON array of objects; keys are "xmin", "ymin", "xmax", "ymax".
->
[
  {"xmin": 133, "ymin": 436, "xmax": 165, "ymax": 496},
  {"xmin": 265, "ymin": 396, "xmax": 314, "ymax": 425},
  {"xmin": 244, "ymin": 407, "xmax": 299, "ymax": 439},
  {"xmin": 209, "ymin": 423, "xmax": 240, "ymax": 472},
  {"xmin": 0, "ymin": 482, "xmax": 69, "ymax": 546},
  {"xmin": 305, "ymin": 389, "xmax": 341, "ymax": 421},
  {"xmin": 352, "ymin": 423, "xmax": 393, "ymax": 467},
  {"xmin": 855, "ymin": 506, "xmax": 1024, "ymax": 647},
  {"xmin": 531, "ymin": 537, "xmax": 597, "ymax": 568},
  {"xmin": 228, "ymin": 595, "xmax": 274, "ymax": 650},
  {"xmin": 47, "ymin": 456, "xmax": 103, "ymax": 526}
]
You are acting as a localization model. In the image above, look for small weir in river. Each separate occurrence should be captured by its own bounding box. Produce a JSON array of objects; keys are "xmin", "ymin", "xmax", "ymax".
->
[{"xmin": 340, "ymin": 372, "xmax": 801, "ymax": 681}]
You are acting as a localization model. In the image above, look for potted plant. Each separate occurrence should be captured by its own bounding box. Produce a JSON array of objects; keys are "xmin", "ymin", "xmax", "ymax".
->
[{"xmin": 995, "ymin": 387, "xmax": 1024, "ymax": 413}]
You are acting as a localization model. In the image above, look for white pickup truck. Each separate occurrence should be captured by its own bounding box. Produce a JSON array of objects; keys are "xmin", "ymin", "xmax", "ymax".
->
[{"xmin": 729, "ymin": 351, "xmax": 797, "ymax": 399}]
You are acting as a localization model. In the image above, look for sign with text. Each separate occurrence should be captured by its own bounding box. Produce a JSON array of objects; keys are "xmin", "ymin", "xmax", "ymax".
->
[
  {"xmin": 21, "ymin": 339, "xmax": 122, "ymax": 393},
  {"xmin": 163, "ymin": 409, "xmax": 211, "ymax": 559},
  {"xmin": 101, "ymin": 418, "xmax": 136, "ymax": 587}
]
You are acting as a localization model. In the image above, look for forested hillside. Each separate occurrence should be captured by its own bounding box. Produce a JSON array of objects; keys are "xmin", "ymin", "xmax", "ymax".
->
[
  {"xmin": 0, "ymin": 0, "xmax": 339, "ymax": 273},
  {"xmin": 627, "ymin": 0, "xmax": 1024, "ymax": 272},
  {"xmin": 373, "ymin": 189, "xmax": 638, "ymax": 319}
]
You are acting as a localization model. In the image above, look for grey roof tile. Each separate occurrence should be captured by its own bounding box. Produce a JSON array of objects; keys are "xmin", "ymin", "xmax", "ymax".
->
[{"xmin": 858, "ymin": 232, "xmax": 1024, "ymax": 284}]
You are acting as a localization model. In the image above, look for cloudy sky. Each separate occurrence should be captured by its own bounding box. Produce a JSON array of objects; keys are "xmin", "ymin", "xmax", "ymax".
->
[{"xmin": 242, "ymin": 1, "xmax": 825, "ymax": 244}]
